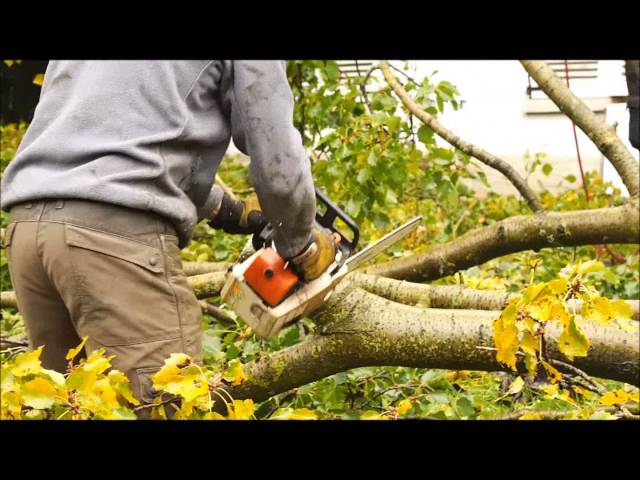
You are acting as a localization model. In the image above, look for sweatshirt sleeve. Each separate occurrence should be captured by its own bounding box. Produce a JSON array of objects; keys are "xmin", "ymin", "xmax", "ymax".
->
[{"xmin": 230, "ymin": 60, "xmax": 315, "ymax": 258}]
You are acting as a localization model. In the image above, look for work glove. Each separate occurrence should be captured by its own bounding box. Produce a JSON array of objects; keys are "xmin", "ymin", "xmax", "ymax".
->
[
  {"xmin": 288, "ymin": 227, "xmax": 337, "ymax": 281},
  {"xmin": 209, "ymin": 192, "xmax": 267, "ymax": 235}
]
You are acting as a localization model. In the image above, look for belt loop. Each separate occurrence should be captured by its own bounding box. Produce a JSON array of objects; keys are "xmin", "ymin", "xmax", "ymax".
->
[{"xmin": 54, "ymin": 199, "xmax": 65, "ymax": 209}]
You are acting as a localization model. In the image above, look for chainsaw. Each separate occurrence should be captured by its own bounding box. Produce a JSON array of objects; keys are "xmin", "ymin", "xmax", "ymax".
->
[{"xmin": 220, "ymin": 188, "xmax": 422, "ymax": 338}]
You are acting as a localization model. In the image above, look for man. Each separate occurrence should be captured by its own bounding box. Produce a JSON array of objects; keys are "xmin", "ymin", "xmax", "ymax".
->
[{"xmin": 1, "ymin": 61, "xmax": 337, "ymax": 403}]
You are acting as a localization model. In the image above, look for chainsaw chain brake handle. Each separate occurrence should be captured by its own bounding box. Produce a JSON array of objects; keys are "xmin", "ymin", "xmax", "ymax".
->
[{"xmin": 252, "ymin": 187, "xmax": 360, "ymax": 262}]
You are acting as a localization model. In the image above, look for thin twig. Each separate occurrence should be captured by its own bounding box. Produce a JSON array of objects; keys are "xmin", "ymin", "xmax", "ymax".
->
[
  {"xmin": 490, "ymin": 409, "xmax": 574, "ymax": 420},
  {"xmin": 549, "ymin": 359, "xmax": 605, "ymax": 393},
  {"xmin": 0, "ymin": 336, "xmax": 29, "ymax": 348},
  {"xmin": 133, "ymin": 396, "xmax": 179, "ymax": 413},
  {"xmin": 380, "ymin": 60, "xmax": 542, "ymax": 213},
  {"xmin": 199, "ymin": 301, "xmax": 237, "ymax": 327}
]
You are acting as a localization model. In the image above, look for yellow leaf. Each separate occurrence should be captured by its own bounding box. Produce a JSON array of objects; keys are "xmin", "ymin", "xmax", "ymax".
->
[
  {"xmin": 506, "ymin": 376, "xmax": 525, "ymax": 396},
  {"xmin": 82, "ymin": 349, "xmax": 114, "ymax": 376},
  {"xmin": 397, "ymin": 398, "xmax": 413, "ymax": 416},
  {"xmin": 67, "ymin": 368, "xmax": 97, "ymax": 393},
  {"xmin": 522, "ymin": 283, "xmax": 548, "ymax": 304},
  {"xmin": 66, "ymin": 337, "xmax": 88, "ymax": 361},
  {"xmin": 152, "ymin": 353, "xmax": 191, "ymax": 386},
  {"xmin": 94, "ymin": 378, "xmax": 118, "ymax": 406},
  {"xmin": 203, "ymin": 412, "xmax": 226, "ymax": 420},
  {"xmin": 541, "ymin": 360, "xmax": 563, "ymax": 384},
  {"xmin": 529, "ymin": 297, "xmax": 555, "ymax": 322},
  {"xmin": 12, "ymin": 346, "xmax": 44, "ymax": 377},
  {"xmin": 21, "ymin": 377, "xmax": 58, "ymax": 410},
  {"xmin": 600, "ymin": 389, "xmax": 631, "ymax": 406},
  {"xmin": 577, "ymin": 260, "xmax": 605, "ymax": 275},
  {"xmin": 360, "ymin": 410, "xmax": 388, "ymax": 420},
  {"xmin": 558, "ymin": 317, "xmax": 590, "ymax": 360},
  {"xmin": 32, "ymin": 73, "xmax": 45, "ymax": 86},
  {"xmin": 289, "ymin": 408, "xmax": 318, "ymax": 420},
  {"xmin": 610, "ymin": 300, "xmax": 632, "ymax": 320},
  {"xmin": 518, "ymin": 412, "xmax": 542, "ymax": 420},
  {"xmin": 540, "ymin": 383, "xmax": 559, "ymax": 398},
  {"xmin": 520, "ymin": 333, "xmax": 539, "ymax": 376},
  {"xmin": 159, "ymin": 371, "xmax": 208, "ymax": 403},
  {"xmin": 582, "ymin": 297, "xmax": 613, "ymax": 324},
  {"xmin": 227, "ymin": 399, "xmax": 255, "ymax": 420},
  {"xmin": 108, "ymin": 370, "xmax": 140, "ymax": 406},
  {"xmin": 223, "ymin": 359, "xmax": 247, "ymax": 386},
  {"xmin": 41, "ymin": 368, "xmax": 66, "ymax": 386},
  {"xmin": 1, "ymin": 391, "xmax": 22, "ymax": 419},
  {"xmin": 548, "ymin": 277, "xmax": 568, "ymax": 295},
  {"xmin": 493, "ymin": 301, "xmax": 519, "ymax": 370}
]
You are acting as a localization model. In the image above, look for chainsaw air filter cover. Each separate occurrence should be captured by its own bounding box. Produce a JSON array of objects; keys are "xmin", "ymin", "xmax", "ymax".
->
[{"xmin": 243, "ymin": 247, "xmax": 300, "ymax": 307}]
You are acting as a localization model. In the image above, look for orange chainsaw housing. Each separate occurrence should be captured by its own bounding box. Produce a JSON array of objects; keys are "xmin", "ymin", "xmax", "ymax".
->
[{"xmin": 243, "ymin": 248, "xmax": 300, "ymax": 307}]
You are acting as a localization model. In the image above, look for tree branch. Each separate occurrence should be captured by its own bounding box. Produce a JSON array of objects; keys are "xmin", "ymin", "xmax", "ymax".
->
[
  {"xmin": 349, "ymin": 273, "xmax": 639, "ymax": 320},
  {"xmin": 3, "ymin": 270, "xmax": 638, "ymax": 321},
  {"xmin": 187, "ymin": 272, "xmax": 227, "ymax": 299},
  {"xmin": 380, "ymin": 61, "xmax": 543, "ymax": 212},
  {"xmin": 521, "ymin": 60, "xmax": 640, "ymax": 198},
  {"xmin": 183, "ymin": 261, "xmax": 231, "ymax": 276},
  {"xmin": 363, "ymin": 201, "xmax": 640, "ymax": 282},
  {"xmin": 211, "ymin": 287, "xmax": 638, "ymax": 409}
]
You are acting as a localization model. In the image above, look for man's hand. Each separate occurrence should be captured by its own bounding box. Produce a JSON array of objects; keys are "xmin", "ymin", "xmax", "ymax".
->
[
  {"xmin": 288, "ymin": 227, "xmax": 337, "ymax": 281},
  {"xmin": 209, "ymin": 192, "xmax": 267, "ymax": 235}
]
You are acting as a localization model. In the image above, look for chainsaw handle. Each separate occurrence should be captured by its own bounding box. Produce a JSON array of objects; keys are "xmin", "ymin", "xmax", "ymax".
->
[
  {"xmin": 314, "ymin": 187, "xmax": 359, "ymax": 254},
  {"xmin": 251, "ymin": 188, "xmax": 359, "ymax": 256}
]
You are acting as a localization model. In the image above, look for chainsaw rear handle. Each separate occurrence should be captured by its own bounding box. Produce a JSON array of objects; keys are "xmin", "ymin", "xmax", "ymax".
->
[
  {"xmin": 252, "ymin": 187, "xmax": 359, "ymax": 257},
  {"xmin": 314, "ymin": 187, "xmax": 359, "ymax": 254}
]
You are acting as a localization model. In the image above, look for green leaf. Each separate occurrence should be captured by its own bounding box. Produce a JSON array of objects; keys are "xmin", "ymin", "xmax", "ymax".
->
[
  {"xmin": 356, "ymin": 169, "xmax": 370, "ymax": 185},
  {"xmin": 417, "ymin": 125, "xmax": 434, "ymax": 145},
  {"xmin": 325, "ymin": 62, "xmax": 340, "ymax": 81},
  {"xmin": 542, "ymin": 163, "xmax": 553, "ymax": 176},
  {"xmin": 577, "ymin": 260, "xmax": 605, "ymax": 275},
  {"xmin": 564, "ymin": 174, "xmax": 577, "ymax": 183},
  {"xmin": 345, "ymin": 198, "xmax": 362, "ymax": 218},
  {"xmin": 455, "ymin": 396, "xmax": 475, "ymax": 418}
]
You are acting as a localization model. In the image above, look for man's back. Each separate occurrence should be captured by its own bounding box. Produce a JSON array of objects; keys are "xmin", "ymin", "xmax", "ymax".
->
[{"xmin": 1, "ymin": 60, "xmax": 236, "ymax": 247}]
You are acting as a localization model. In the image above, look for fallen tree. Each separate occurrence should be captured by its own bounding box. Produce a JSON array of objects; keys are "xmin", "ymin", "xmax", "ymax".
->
[{"xmin": 215, "ymin": 286, "xmax": 639, "ymax": 410}]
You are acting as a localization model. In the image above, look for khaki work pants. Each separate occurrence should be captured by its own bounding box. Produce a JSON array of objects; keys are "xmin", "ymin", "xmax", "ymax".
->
[{"xmin": 4, "ymin": 199, "xmax": 203, "ymax": 405}]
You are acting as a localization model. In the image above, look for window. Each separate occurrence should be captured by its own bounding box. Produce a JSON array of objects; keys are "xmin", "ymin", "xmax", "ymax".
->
[
  {"xmin": 336, "ymin": 60, "xmax": 376, "ymax": 78},
  {"xmin": 523, "ymin": 60, "xmax": 627, "ymax": 114}
]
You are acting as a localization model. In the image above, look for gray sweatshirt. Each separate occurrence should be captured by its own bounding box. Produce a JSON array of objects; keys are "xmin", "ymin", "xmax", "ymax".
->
[{"xmin": 0, "ymin": 60, "xmax": 316, "ymax": 257}]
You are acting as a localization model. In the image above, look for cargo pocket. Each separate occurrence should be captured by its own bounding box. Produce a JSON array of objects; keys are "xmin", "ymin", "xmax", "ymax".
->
[
  {"xmin": 136, "ymin": 366, "xmax": 162, "ymax": 404},
  {"xmin": 63, "ymin": 224, "xmax": 182, "ymax": 348},
  {"xmin": 65, "ymin": 224, "xmax": 165, "ymax": 274}
]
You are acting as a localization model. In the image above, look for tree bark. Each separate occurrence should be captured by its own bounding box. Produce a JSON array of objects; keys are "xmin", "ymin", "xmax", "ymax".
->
[
  {"xmin": 349, "ymin": 272, "xmax": 639, "ymax": 320},
  {"xmin": 363, "ymin": 202, "xmax": 640, "ymax": 281},
  {"xmin": 4, "ymin": 271, "xmax": 637, "ymax": 320},
  {"xmin": 215, "ymin": 287, "xmax": 639, "ymax": 408},
  {"xmin": 380, "ymin": 61, "xmax": 543, "ymax": 213},
  {"xmin": 183, "ymin": 261, "xmax": 231, "ymax": 276},
  {"xmin": 521, "ymin": 60, "xmax": 640, "ymax": 198}
]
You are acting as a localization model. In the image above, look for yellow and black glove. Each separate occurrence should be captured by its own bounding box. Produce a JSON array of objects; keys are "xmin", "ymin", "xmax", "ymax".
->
[
  {"xmin": 209, "ymin": 192, "xmax": 266, "ymax": 235},
  {"xmin": 288, "ymin": 227, "xmax": 337, "ymax": 281}
]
